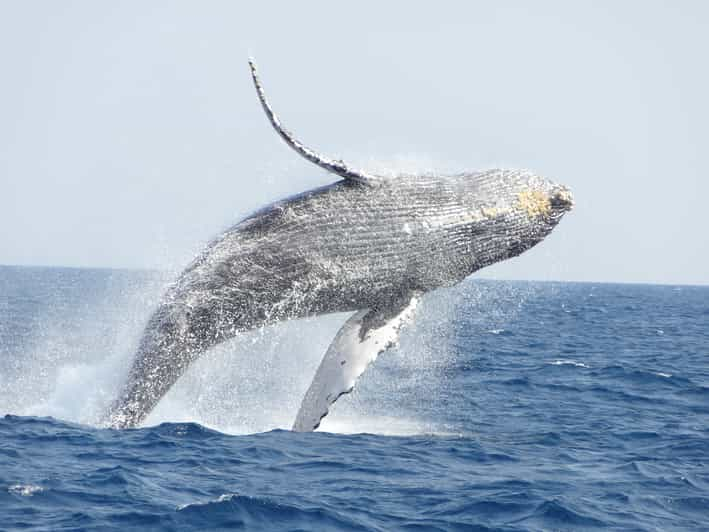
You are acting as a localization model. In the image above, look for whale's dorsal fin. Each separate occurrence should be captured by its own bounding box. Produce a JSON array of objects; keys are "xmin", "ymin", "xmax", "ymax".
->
[
  {"xmin": 293, "ymin": 295, "xmax": 419, "ymax": 432},
  {"xmin": 249, "ymin": 58, "xmax": 380, "ymax": 185}
]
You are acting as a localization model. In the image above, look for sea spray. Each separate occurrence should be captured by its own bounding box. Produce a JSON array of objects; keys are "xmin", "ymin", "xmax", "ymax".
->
[{"xmin": 2, "ymin": 266, "xmax": 544, "ymax": 435}]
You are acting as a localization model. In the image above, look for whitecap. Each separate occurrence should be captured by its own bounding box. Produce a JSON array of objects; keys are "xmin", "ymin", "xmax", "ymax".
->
[
  {"xmin": 549, "ymin": 359, "xmax": 589, "ymax": 368},
  {"xmin": 177, "ymin": 493, "xmax": 238, "ymax": 511},
  {"xmin": 8, "ymin": 484, "xmax": 43, "ymax": 497}
]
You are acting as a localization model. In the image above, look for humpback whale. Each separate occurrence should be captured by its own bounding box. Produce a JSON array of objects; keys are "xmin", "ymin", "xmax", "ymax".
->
[{"xmin": 107, "ymin": 59, "xmax": 574, "ymax": 431}]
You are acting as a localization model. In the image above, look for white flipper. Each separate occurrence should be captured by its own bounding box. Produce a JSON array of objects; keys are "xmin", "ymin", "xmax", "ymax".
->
[{"xmin": 293, "ymin": 296, "xmax": 419, "ymax": 432}]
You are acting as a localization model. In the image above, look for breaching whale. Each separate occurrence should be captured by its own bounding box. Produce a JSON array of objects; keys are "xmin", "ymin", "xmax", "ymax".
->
[{"xmin": 107, "ymin": 59, "xmax": 574, "ymax": 431}]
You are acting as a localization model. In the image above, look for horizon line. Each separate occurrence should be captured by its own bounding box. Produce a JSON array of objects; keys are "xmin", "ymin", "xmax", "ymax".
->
[{"xmin": 1, "ymin": 262, "xmax": 706, "ymax": 289}]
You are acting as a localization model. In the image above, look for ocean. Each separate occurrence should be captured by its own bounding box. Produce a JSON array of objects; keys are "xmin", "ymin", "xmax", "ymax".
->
[{"xmin": 0, "ymin": 265, "xmax": 707, "ymax": 530}]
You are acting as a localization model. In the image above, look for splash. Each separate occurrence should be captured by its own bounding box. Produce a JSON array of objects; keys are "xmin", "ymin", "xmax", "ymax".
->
[{"xmin": 0, "ymin": 266, "xmax": 536, "ymax": 435}]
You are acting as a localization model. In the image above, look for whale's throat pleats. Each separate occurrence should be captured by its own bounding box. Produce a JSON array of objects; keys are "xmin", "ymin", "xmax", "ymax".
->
[{"xmin": 293, "ymin": 295, "xmax": 419, "ymax": 432}]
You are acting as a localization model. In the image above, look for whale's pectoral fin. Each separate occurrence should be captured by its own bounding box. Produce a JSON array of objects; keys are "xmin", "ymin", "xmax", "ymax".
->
[
  {"xmin": 248, "ymin": 58, "xmax": 381, "ymax": 185},
  {"xmin": 292, "ymin": 296, "xmax": 419, "ymax": 432}
]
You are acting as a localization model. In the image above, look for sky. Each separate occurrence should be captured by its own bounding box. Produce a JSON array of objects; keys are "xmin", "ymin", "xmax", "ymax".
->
[{"xmin": 1, "ymin": 1, "xmax": 707, "ymax": 285}]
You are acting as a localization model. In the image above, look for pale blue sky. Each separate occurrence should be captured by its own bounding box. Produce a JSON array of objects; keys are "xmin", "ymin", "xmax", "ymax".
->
[{"xmin": 2, "ymin": 1, "xmax": 707, "ymax": 285}]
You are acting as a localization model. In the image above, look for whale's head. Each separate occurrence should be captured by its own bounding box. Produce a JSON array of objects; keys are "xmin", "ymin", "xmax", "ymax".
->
[
  {"xmin": 503, "ymin": 170, "xmax": 575, "ymax": 228},
  {"xmin": 444, "ymin": 169, "xmax": 574, "ymax": 272}
]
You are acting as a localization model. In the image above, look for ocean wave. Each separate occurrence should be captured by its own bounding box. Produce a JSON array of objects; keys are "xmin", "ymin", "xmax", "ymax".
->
[
  {"xmin": 175, "ymin": 493, "xmax": 370, "ymax": 530},
  {"xmin": 514, "ymin": 499, "xmax": 607, "ymax": 528}
]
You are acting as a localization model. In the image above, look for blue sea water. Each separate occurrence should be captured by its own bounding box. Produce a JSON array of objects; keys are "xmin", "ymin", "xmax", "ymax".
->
[{"xmin": 1, "ymin": 265, "xmax": 708, "ymax": 531}]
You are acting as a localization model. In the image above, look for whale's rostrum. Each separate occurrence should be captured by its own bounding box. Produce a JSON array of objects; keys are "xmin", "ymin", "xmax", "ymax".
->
[{"xmin": 106, "ymin": 60, "xmax": 574, "ymax": 431}]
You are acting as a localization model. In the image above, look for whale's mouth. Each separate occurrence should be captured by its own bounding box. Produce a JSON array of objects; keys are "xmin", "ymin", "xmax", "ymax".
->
[{"xmin": 550, "ymin": 186, "xmax": 574, "ymax": 213}]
